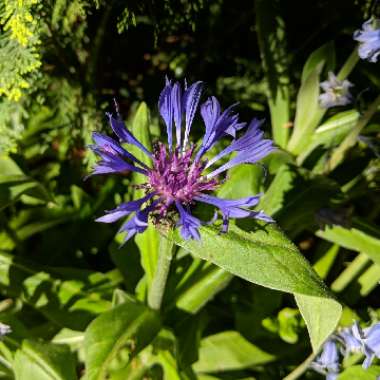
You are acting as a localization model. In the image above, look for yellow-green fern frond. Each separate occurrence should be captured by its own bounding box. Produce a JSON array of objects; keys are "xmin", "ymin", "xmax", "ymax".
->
[{"xmin": 0, "ymin": 0, "xmax": 42, "ymax": 101}]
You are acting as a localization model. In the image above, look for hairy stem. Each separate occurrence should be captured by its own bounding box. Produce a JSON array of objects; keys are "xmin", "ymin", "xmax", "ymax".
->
[{"xmin": 147, "ymin": 233, "xmax": 174, "ymax": 310}]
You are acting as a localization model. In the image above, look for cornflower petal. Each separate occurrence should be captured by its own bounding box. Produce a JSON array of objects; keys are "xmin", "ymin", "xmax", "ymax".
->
[
  {"xmin": 89, "ymin": 147, "xmax": 148, "ymax": 176},
  {"xmin": 159, "ymin": 80, "xmax": 174, "ymax": 150},
  {"xmin": 172, "ymin": 82, "xmax": 183, "ymax": 147},
  {"xmin": 96, "ymin": 193, "xmax": 155, "ymax": 223},
  {"xmin": 183, "ymin": 81, "xmax": 203, "ymax": 148},
  {"xmin": 176, "ymin": 201, "xmax": 201, "ymax": 240},
  {"xmin": 92, "ymin": 132, "xmax": 148, "ymax": 168},
  {"xmin": 195, "ymin": 193, "xmax": 273, "ymax": 233},
  {"xmin": 119, "ymin": 202, "xmax": 158, "ymax": 242},
  {"xmin": 196, "ymin": 99, "xmax": 241, "ymax": 160},
  {"xmin": 107, "ymin": 113, "xmax": 152, "ymax": 157},
  {"xmin": 200, "ymin": 96, "xmax": 221, "ymax": 141},
  {"xmin": 206, "ymin": 139, "xmax": 275, "ymax": 179},
  {"xmin": 205, "ymin": 119, "xmax": 265, "ymax": 168}
]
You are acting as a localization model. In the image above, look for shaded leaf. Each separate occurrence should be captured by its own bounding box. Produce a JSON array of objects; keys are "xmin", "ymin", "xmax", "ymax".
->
[
  {"xmin": 84, "ymin": 299, "xmax": 161, "ymax": 380},
  {"xmin": 14, "ymin": 340, "xmax": 77, "ymax": 380},
  {"xmin": 193, "ymin": 331, "xmax": 274, "ymax": 373}
]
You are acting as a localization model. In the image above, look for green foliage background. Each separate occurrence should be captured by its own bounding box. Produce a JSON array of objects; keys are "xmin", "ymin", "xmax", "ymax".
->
[{"xmin": 0, "ymin": 0, "xmax": 380, "ymax": 379}]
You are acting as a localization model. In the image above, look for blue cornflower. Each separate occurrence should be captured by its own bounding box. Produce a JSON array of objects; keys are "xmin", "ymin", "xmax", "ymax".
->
[
  {"xmin": 311, "ymin": 339, "xmax": 340, "ymax": 380},
  {"xmin": 319, "ymin": 72, "xmax": 353, "ymax": 109},
  {"xmin": 352, "ymin": 321, "xmax": 380, "ymax": 369},
  {"xmin": 0, "ymin": 322, "xmax": 11, "ymax": 339},
  {"xmin": 89, "ymin": 79, "xmax": 275, "ymax": 242},
  {"xmin": 354, "ymin": 19, "xmax": 380, "ymax": 63}
]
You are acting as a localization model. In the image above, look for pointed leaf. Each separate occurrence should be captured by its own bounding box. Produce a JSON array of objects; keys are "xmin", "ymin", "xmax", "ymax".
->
[{"xmin": 171, "ymin": 224, "xmax": 341, "ymax": 352}]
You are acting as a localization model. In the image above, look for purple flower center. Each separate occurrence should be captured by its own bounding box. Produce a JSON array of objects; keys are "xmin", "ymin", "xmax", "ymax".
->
[{"xmin": 147, "ymin": 143, "xmax": 218, "ymax": 213}]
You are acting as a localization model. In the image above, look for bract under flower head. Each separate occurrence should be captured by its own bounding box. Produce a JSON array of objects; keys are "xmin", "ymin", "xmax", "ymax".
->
[
  {"xmin": 354, "ymin": 18, "xmax": 380, "ymax": 63},
  {"xmin": 319, "ymin": 72, "xmax": 353, "ymax": 109},
  {"xmin": 89, "ymin": 78, "xmax": 275, "ymax": 242}
]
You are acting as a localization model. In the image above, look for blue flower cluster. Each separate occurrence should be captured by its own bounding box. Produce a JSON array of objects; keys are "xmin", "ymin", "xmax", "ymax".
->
[
  {"xmin": 354, "ymin": 19, "xmax": 380, "ymax": 63},
  {"xmin": 311, "ymin": 321, "xmax": 380, "ymax": 380}
]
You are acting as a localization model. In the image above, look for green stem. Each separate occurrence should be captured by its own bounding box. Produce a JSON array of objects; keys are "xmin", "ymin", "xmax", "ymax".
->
[
  {"xmin": 282, "ymin": 352, "xmax": 317, "ymax": 380},
  {"xmin": 326, "ymin": 94, "xmax": 380, "ymax": 172},
  {"xmin": 147, "ymin": 233, "xmax": 174, "ymax": 311},
  {"xmin": 337, "ymin": 48, "xmax": 360, "ymax": 81}
]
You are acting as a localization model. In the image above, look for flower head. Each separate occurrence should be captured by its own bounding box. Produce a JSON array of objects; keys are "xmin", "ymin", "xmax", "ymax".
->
[
  {"xmin": 319, "ymin": 72, "xmax": 353, "ymax": 109},
  {"xmin": 89, "ymin": 79, "xmax": 275, "ymax": 242},
  {"xmin": 353, "ymin": 19, "xmax": 380, "ymax": 63},
  {"xmin": 311, "ymin": 339, "xmax": 340, "ymax": 380}
]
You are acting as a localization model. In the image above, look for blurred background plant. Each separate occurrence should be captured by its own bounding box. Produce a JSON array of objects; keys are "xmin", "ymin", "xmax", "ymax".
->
[{"xmin": 0, "ymin": 0, "xmax": 379, "ymax": 379}]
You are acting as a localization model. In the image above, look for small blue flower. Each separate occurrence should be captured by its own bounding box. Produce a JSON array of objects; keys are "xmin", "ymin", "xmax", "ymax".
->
[
  {"xmin": 311, "ymin": 339, "xmax": 340, "ymax": 380},
  {"xmin": 337, "ymin": 326, "xmax": 362, "ymax": 357},
  {"xmin": 319, "ymin": 72, "xmax": 353, "ymax": 109},
  {"xmin": 354, "ymin": 19, "xmax": 380, "ymax": 63},
  {"xmin": 352, "ymin": 321, "xmax": 380, "ymax": 369},
  {"xmin": 89, "ymin": 78, "xmax": 275, "ymax": 242},
  {"xmin": 0, "ymin": 322, "xmax": 11, "ymax": 339}
]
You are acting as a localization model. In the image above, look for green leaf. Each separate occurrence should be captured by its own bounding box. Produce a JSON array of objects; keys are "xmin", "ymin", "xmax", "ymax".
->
[
  {"xmin": 338, "ymin": 365, "xmax": 380, "ymax": 380},
  {"xmin": 278, "ymin": 307, "xmax": 301, "ymax": 344},
  {"xmin": 217, "ymin": 164, "xmax": 263, "ymax": 199},
  {"xmin": 14, "ymin": 340, "xmax": 77, "ymax": 380},
  {"xmin": 259, "ymin": 164, "xmax": 340, "ymax": 236},
  {"xmin": 0, "ymin": 156, "xmax": 50, "ymax": 210},
  {"xmin": 255, "ymin": 0, "xmax": 290, "ymax": 148},
  {"xmin": 301, "ymin": 42, "xmax": 335, "ymax": 83},
  {"xmin": 173, "ymin": 259, "xmax": 233, "ymax": 314},
  {"xmin": 0, "ymin": 251, "xmax": 112, "ymax": 330},
  {"xmin": 193, "ymin": 331, "xmax": 274, "ymax": 373},
  {"xmin": 288, "ymin": 43, "xmax": 335, "ymax": 155},
  {"xmin": 313, "ymin": 243, "xmax": 339, "ymax": 279},
  {"xmin": 171, "ymin": 224, "xmax": 341, "ymax": 352},
  {"xmin": 298, "ymin": 109, "xmax": 360, "ymax": 164},
  {"xmin": 84, "ymin": 299, "xmax": 161, "ymax": 380},
  {"xmin": 130, "ymin": 103, "xmax": 160, "ymax": 289},
  {"xmin": 316, "ymin": 218, "xmax": 380, "ymax": 265}
]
